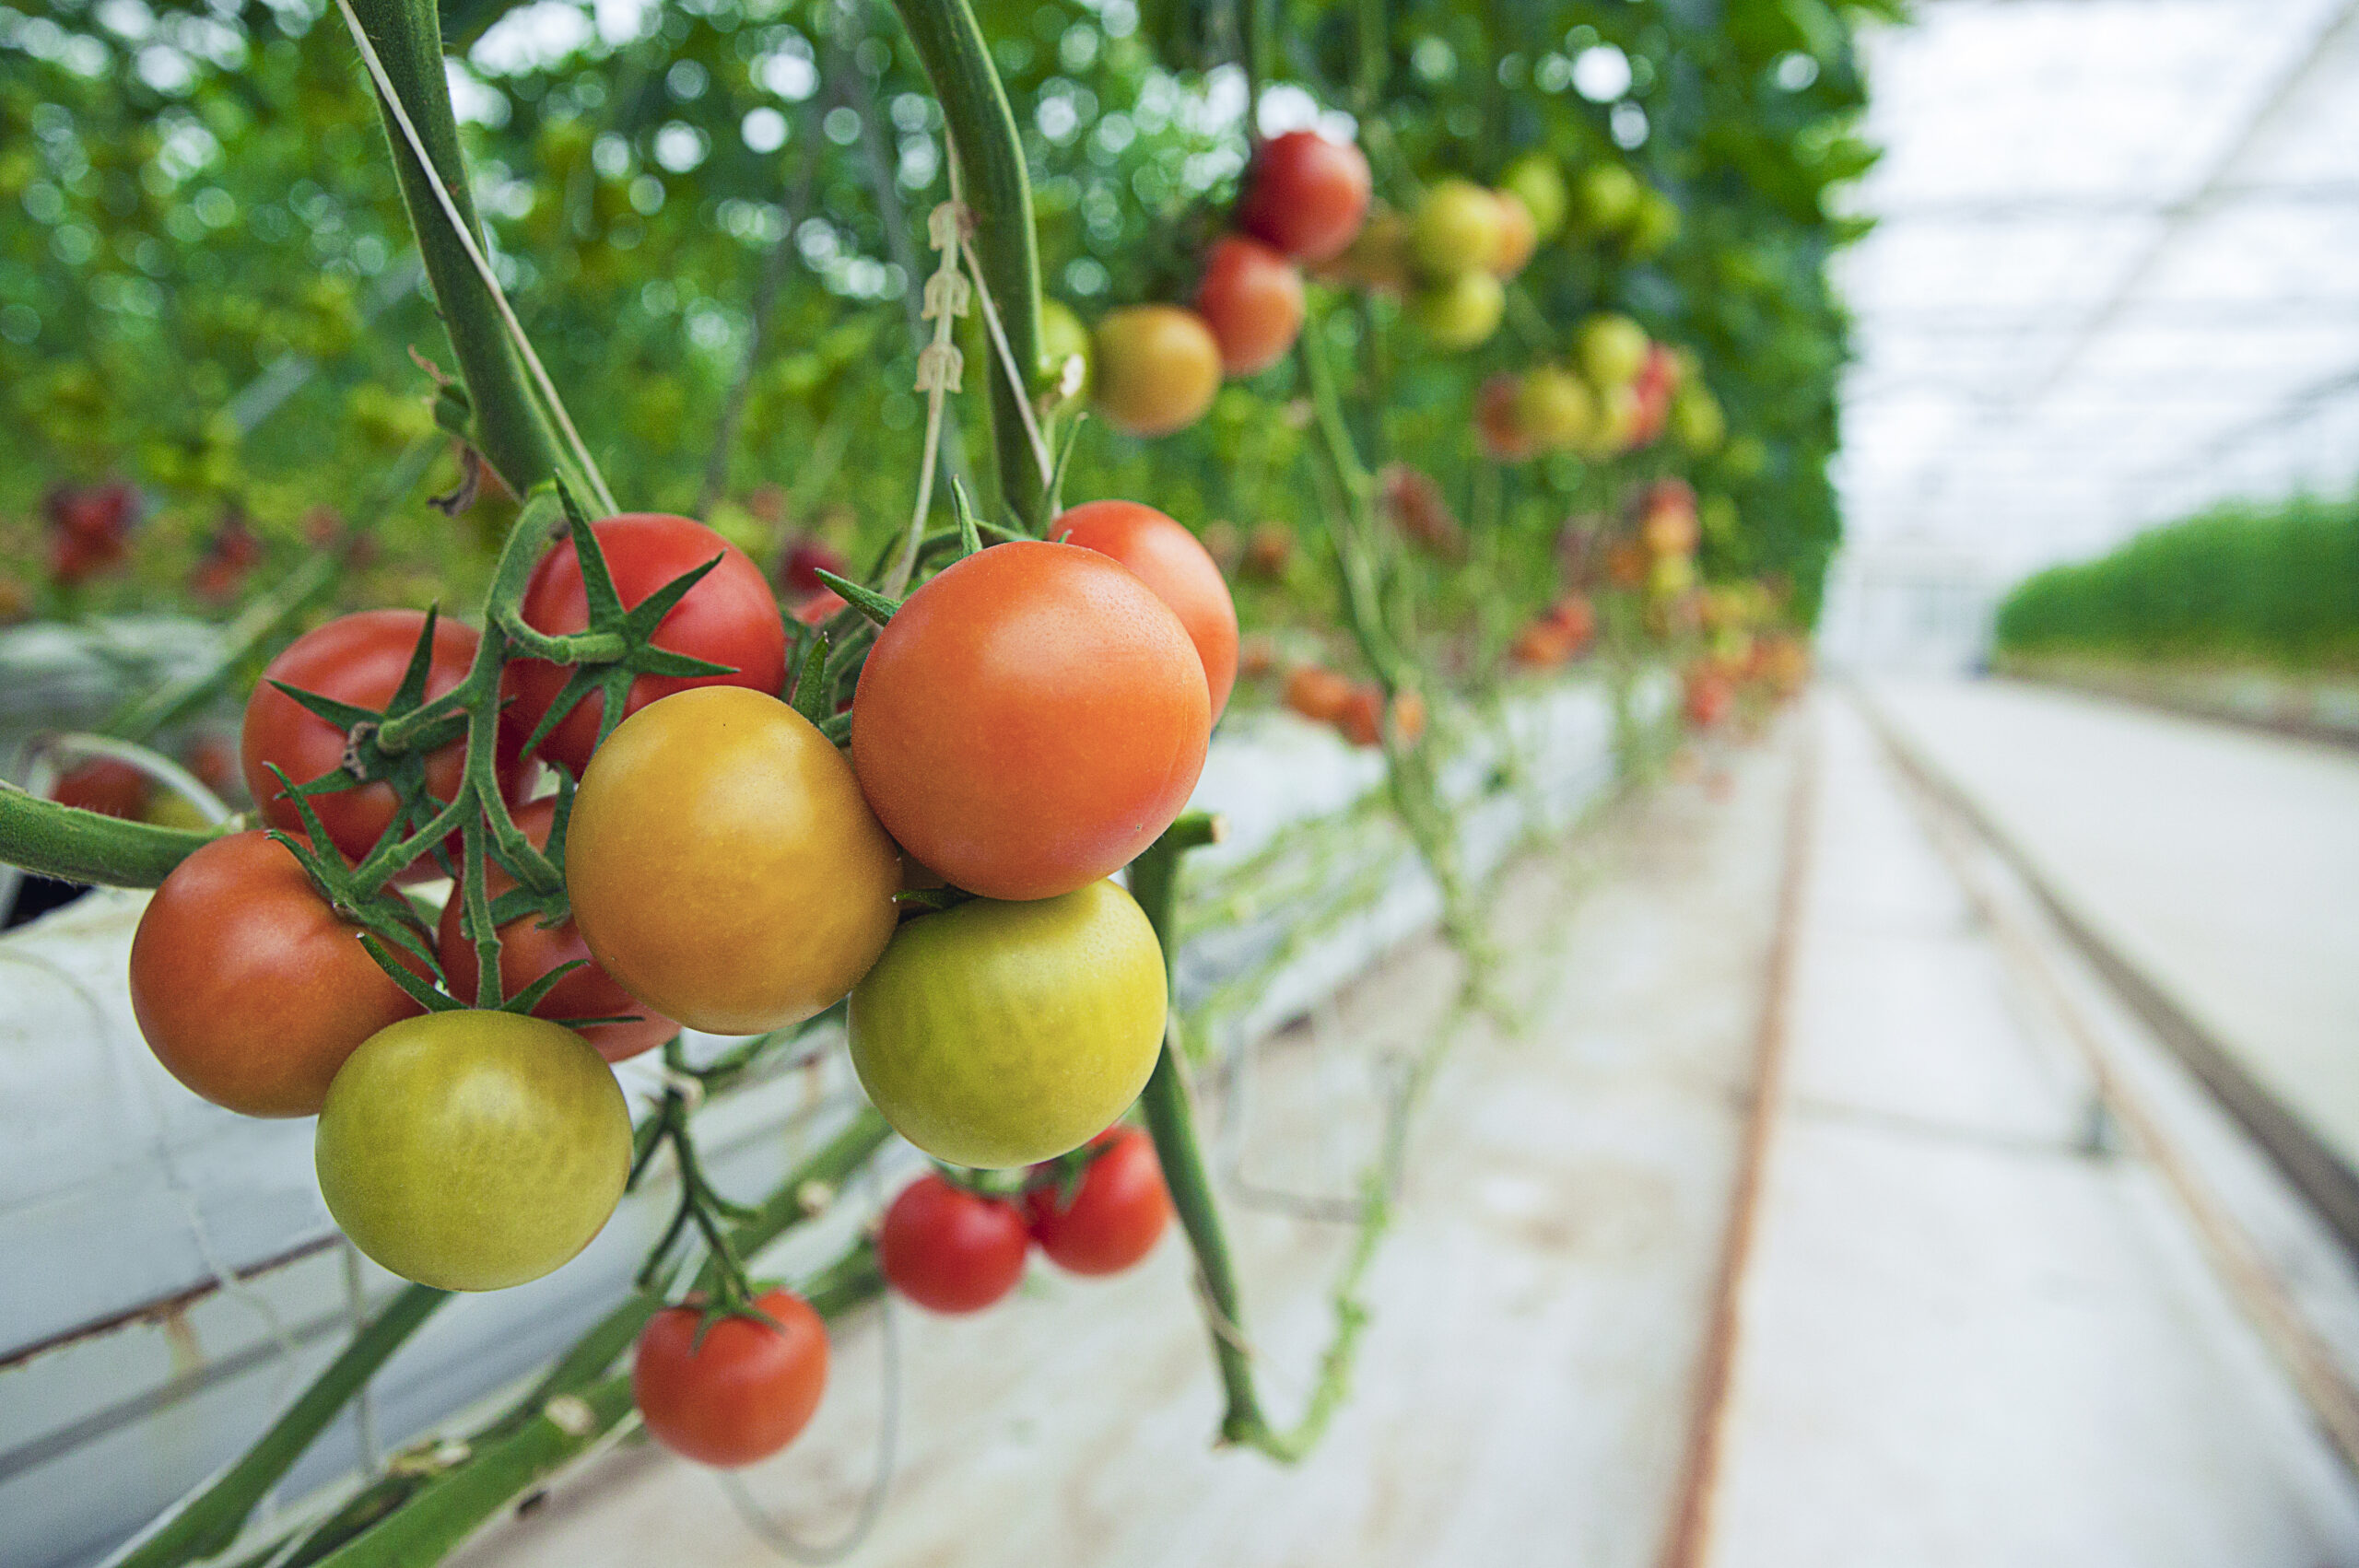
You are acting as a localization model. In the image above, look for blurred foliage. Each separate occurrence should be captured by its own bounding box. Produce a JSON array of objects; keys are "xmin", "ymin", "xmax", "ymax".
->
[
  {"xmin": 1994, "ymin": 492, "xmax": 2359, "ymax": 674},
  {"xmin": 0, "ymin": 0, "xmax": 1878, "ymax": 646}
]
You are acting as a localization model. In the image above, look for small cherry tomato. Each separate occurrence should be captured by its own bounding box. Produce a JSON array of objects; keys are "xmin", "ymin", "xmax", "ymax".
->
[
  {"xmin": 568, "ymin": 686, "xmax": 899, "ymax": 1034},
  {"xmin": 242, "ymin": 610, "xmax": 527, "ymax": 873},
  {"xmin": 1407, "ymin": 269, "xmax": 1503, "ymax": 350},
  {"xmin": 130, "ymin": 831, "xmax": 423, "ymax": 1117},
  {"xmin": 1285, "ymin": 664, "xmax": 1354, "ymax": 725},
  {"xmin": 850, "ymin": 880, "xmax": 1167, "ymax": 1169},
  {"xmin": 1474, "ymin": 373, "xmax": 1537, "ymax": 463},
  {"xmin": 850, "ymin": 543, "xmax": 1210, "ymax": 902},
  {"xmin": 877, "ymin": 1174, "xmax": 1031, "ymax": 1314},
  {"xmin": 52, "ymin": 757, "xmax": 148, "ymax": 819},
  {"xmin": 1038, "ymin": 298, "xmax": 1095, "ymax": 410},
  {"xmin": 1237, "ymin": 129, "xmax": 1371, "ymax": 263},
  {"xmin": 634, "ymin": 1290, "xmax": 828, "ymax": 1468},
  {"xmin": 1191, "ymin": 236, "xmax": 1304, "ymax": 378},
  {"xmin": 1574, "ymin": 163, "xmax": 1643, "ymax": 234},
  {"xmin": 1051, "ymin": 500, "xmax": 1239, "ymax": 720},
  {"xmin": 1487, "ymin": 188, "xmax": 1538, "ymax": 278},
  {"xmin": 1500, "ymin": 152, "xmax": 1568, "ymax": 240},
  {"xmin": 435, "ymin": 798, "xmax": 677, "ymax": 1061},
  {"xmin": 1336, "ymin": 683, "xmax": 1382, "ymax": 747},
  {"xmin": 1577, "ymin": 313, "xmax": 1651, "ymax": 391},
  {"xmin": 1410, "ymin": 178, "xmax": 1508, "ymax": 278},
  {"xmin": 1027, "ymin": 1126, "xmax": 1171, "ymax": 1276},
  {"xmin": 1517, "ymin": 366, "xmax": 1602, "ymax": 452},
  {"xmin": 314, "ymin": 1011, "xmax": 630, "ymax": 1290},
  {"xmin": 505, "ymin": 513, "xmax": 789, "ymax": 776},
  {"xmin": 1091, "ymin": 306, "xmax": 1221, "ymax": 439}
]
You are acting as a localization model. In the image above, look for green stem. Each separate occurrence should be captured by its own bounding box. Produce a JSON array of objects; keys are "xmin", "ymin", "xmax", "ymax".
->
[
  {"xmin": 0, "ymin": 785, "xmax": 221, "ymax": 889},
  {"xmin": 887, "ymin": 0, "xmax": 1046, "ymax": 528},
  {"xmin": 346, "ymin": 0, "xmax": 569, "ymax": 498},
  {"xmin": 115, "ymin": 1285, "xmax": 448, "ymax": 1568}
]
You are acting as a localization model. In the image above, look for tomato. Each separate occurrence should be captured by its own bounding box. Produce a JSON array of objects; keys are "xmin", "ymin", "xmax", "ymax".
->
[
  {"xmin": 436, "ymin": 798, "xmax": 676, "ymax": 1062},
  {"xmin": 1577, "ymin": 313, "xmax": 1650, "ymax": 391},
  {"xmin": 1026, "ymin": 1127, "xmax": 1171, "ymax": 1276},
  {"xmin": 1038, "ymin": 298, "xmax": 1095, "ymax": 410},
  {"xmin": 1487, "ymin": 189, "xmax": 1538, "ymax": 278},
  {"xmin": 1192, "ymin": 236, "xmax": 1304, "ymax": 378},
  {"xmin": 1091, "ymin": 306, "xmax": 1221, "ymax": 439},
  {"xmin": 314, "ymin": 1010, "xmax": 629, "ymax": 1290},
  {"xmin": 1391, "ymin": 688, "xmax": 1428, "ymax": 745},
  {"xmin": 1684, "ymin": 663, "xmax": 1733, "ymax": 729},
  {"xmin": 567, "ymin": 686, "xmax": 899, "ymax": 1035},
  {"xmin": 1546, "ymin": 595, "xmax": 1598, "ymax": 652},
  {"xmin": 1672, "ymin": 381, "xmax": 1727, "ymax": 454},
  {"xmin": 634, "ymin": 1290, "xmax": 828, "ymax": 1468},
  {"xmin": 1642, "ymin": 480, "xmax": 1700, "ymax": 558},
  {"xmin": 877, "ymin": 1174, "xmax": 1031, "ymax": 1314},
  {"xmin": 504, "ymin": 513, "xmax": 788, "ymax": 777},
  {"xmin": 849, "ymin": 879, "xmax": 1167, "ymax": 1168},
  {"xmin": 1590, "ymin": 381, "xmax": 1644, "ymax": 457},
  {"xmin": 52, "ymin": 757, "xmax": 147, "ymax": 819},
  {"xmin": 1500, "ymin": 152, "xmax": 1568, "ymax": 241},
  {"xmin": 1511, "ymin": 621, "xmax": 1575, "ymax": 670},
  {"xmin": 1517, "ymin": 367, "xmax": 1601, "ymax": 452},
  {"xmin": 1320, "ymin": 204, "xmax": 1411, "ymax": 295},
  {"xmin": 779, "ymin": 538, "xmax": 847, "ymax": 597},
  {"xmin": 242, "ymin": 610, "xmax": 526, "ymax": 873},
  {"xmin": 1050, "ymin": 501, "xmax": 1239, "ymax": 720},
  {"xmin": 1408, "ymin": 270, "xmax": 1503, "ymax": 349},
  {"xmin": 1410, "ymin": 178, "xmax": 1506, "ymax": 278},
  {"xmin": 1574, "ymin": 163, "xmax": 1643, "ymax": 234},
  {"xmin": 1336, "ymin": 683, "xmax": 1382, "ymax": 747},
  {"xmin": 1236, "ymin": 129, "xmax": 1371, "ymax": 263},
  {"xmin": 1285, "ymin": 664, "xmax": 1353, "ymax": 725},
  {"xmin": 850, "ymin": 543, "xmax": 1209, "ymax": 902},
  {"xmin": 1474, "ymin": 374, "xmax": 1537, "ymax": 463},
  {"xmin": 1626, "ymin": 187, "xmax": 1681, "ymax": 257},
  {"xmin": 1243, "ymin": 521, "xmax": 1294, "ymax": 579},
  {"xmin": 129, "ymin": 831, "xmax": 422, "ymax": 1117}
]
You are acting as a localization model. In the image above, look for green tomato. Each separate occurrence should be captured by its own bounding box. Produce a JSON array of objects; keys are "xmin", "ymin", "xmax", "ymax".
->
[
  {"xmin": 1409, "ymin": 178, "xmax": 1506, "ymax": 279},
  {"xmin": 1499, "ymin": 153, "xmax": 1568, "ymax": 241},
  {"xmin": 1672, "ymin": 382, "xmax": 1727, "ymax": 453},
  {"xmin": 849, "ymin": 880, "xmax": 1166, "ymax": 1169},
  {"xmin": 1408, "ymin": 269, "xmax": 1505, "ymax": 350},
  {"xmin": 1038, "ymin": 298, "xmax": 1094, "ymax": 410},
  {"xmin": 1578, "ymin": 312, "xmax": 1650, "ymax": 390},
  {"xmin": 1626, "ymin": 188, "xmax": 1682, "ymax": 258},
  {"xmin": 315, "ymin": 1012, "xmax": 631, "ymax": 1292},
  {"xmin": 1573, "ymin": 163, "xmax": 1642, "ymax": 235},
  {"xmin": 1516, "ymin": 366, "xmax": 1601, "ymax": 451}
]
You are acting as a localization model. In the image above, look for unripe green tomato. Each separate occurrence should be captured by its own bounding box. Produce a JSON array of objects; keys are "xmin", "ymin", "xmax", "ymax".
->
[
  {"xmin": 1586, "ymin": 380, "xmax": 1645, "ymax": 458},
  {"xmin": 315, "ymin": 1012, "xmax": 631, "ymax": 1292},
  {"xmin": 1515, "ymin": 366, "xmax": 1601, "ymax": 451},
  {"xmin": 1499, "ymin": 153, "xmax": 1568, "ymax": 241},
  {"xmin": 1574, "ymin": 163, "xmax": 1643, "ymax": 234},
  {"xmin": 1409, "ymin": 178, "xmax": 1506, "ymax": 279},
  {"xmin": 1578, "ymin": 312, "xmax": 1651, "ymax": 391},
  {"xmin": 849, "ymin": 880, "xmax": 1167, "ymax": 1169},
  {"xmin": 1701, "ymin": 493, "xmax": 1740, "ymax": 542},
  {"xmin": 1038, "ymin": 298, "xmax": 1093, "ymax": 411},
  {"xmin": 1721, "ymin": 433, "xmax": 1770, "ymax": 478},
  {"xmin": 1672, "ymin": 382, "xmax": 1727, "ymax": 453},
  {"xmin": 1092, "ymin": 305, "xmax": 1221, "ymax": 438},
  {"xmin": 1408, "ymin": 269, "xmax": 1505, "ymax": 350},
  {"xmin": 1626, "ymin": 188, "xmax": 1681, "ymax": 257}
]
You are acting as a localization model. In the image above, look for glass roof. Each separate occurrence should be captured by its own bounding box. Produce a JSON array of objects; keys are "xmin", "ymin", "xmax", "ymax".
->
[{"xmin": 1830, "ymin": 0, "xmax": 2359, "ymax": 582}]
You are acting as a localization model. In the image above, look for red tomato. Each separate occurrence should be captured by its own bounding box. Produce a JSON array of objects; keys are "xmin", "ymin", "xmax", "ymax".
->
[
  {"xmin": 791, "ymin": 588, "xmax": 846, "ymax": 627},
  {"xmin": 779, "ymin": 538, "xmax": 847, "ymax": 597},
  {"xmin": 241, "ymin": 610, "xmax": 527, "ymax": 873},
  {"xmin": 1050, "ymin": 500, "xmax": 1239, "ymax": 720},
  {"xmin": 1474, "ymin": 373, "xmax": 1537, "ymax": 463},
  {"xmin": 1026, "ymin": 1126, "xmax": 1171, "ymax": 1276},
  {"xmin": 1192, "ymin": 236, "xmax": 1305, "ymax": 378},
  {"xmin": 504, "ymin": 514, "xmax": 788, "ymax": 776},
  {"xmin": 128, "ymin": 832, "xmax": 423, "ymax": 1117},
  {"xmin": 633, "ymin": 1290, "xmax": 827, "ymax": 1469},
  {"xmin": 876, "ymin": 1173, "xmax": 1032, "ymax": 1314},
  {"xmin": 1285, "ymin": 664, "xmax": 1353, "ymax": 724},
  {"xmin": 52, "ymin": 757, "xmax": 148, "ymax": 819},
  {"xmin": 435, "ymin": 798, "xmax": 677, "ymax": 1062},
  {"xmin": 850, "ymin": 543, "xmax": 1210, "ymax": 902},
  {"xmin": 1684, "ymin": 664, "xmax": 1733, "ymax": 729},
  {"xmin": 1236, "ymin": 129, "xmax": 1372, "ymax": 263}
]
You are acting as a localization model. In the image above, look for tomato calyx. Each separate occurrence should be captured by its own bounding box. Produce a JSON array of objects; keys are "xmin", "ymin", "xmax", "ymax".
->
[{"xmin": 1021, "ymin": 1132, "xmax": 1122, "ymax": 1211}]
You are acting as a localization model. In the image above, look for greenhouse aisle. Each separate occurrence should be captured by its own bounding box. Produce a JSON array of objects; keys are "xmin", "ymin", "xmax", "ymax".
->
[
  {"xmin": 447, "ymin": 697, "xmax": 2359, "ymax": 1568},
  {"xmin": 1865, "ymin": 677, "xmax": 2359, "ymax": 1173}
]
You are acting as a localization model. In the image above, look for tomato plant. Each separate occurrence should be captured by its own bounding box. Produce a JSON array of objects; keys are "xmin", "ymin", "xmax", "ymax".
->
[
  {"xmin": 1236, "ymin": 129, "xmax": 1372, "ymax": 263},
  {"xmin": 435, "ymin": 797, "xmax": 676, "ymax": 1062},
  {"xmin": 313, "ymin": 1011, "xmax": 631, "ymax": 1292},
  {"xmin": 504, "ymin": 513, "xmax": 789, "ymax": 776},
  {"xmin": 850, "ymin": 542, "xmax": 1210, "ymax": 901},
  {"xmin": 241, "ymin": 610, "xmax": 527, "ymax": 873},
  {"xmin": 633, "ymin": 1289, "xmax": 828, "ymax": 1468},
  {"xmin": 877, "ymin": 1173, "xmax": 1032, "ymax": 1314},
  {"xmin": 849, "ymin": 878, "xmax": 1167, "ymax": 1169},
  {"xmin": 1089, "ymin": 305, "xmax": 1223, "ymax": 439},
  {"xmin": 129, "ymin": 831, "xmax": 423, "ymax": 1117},
  {"xmin": 1192, "ymin": 236, "xmax": 1305, "ymax": 379},
  {"xmin": 566, "ymin": 685, "xmax": 901, "ymax": 1035},
  {"xmin": 1027, "ymin": 1126, "xmax": 1172, "ymax": 1277},
  {"xmin": 1051, "ymin": 499, "xmax": 1240, "ymax": 719}
]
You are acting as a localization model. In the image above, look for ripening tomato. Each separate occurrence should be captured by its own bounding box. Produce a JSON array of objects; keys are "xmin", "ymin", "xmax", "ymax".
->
[
  {"xmin": 850, "ymin": 879, "xmax": 1168, "ymax": 1168},
  {"xmin": 1285, "ymin": 664, "xmax": 1354, "ymax": 725},
  {"xmin": 1407, "ymin": 269, "xmax": 1503, "ymax": 349},
  {"xmin": 52, "ymin": 757, "xmax": 147, "ymax": 819},
  {"xmin": 1474, "ymin": 374, "xmax": 1537, "ymax": 463},
  {"xmin": 1236, "ymin": 128, "xmax": 1371, "ymax": 263},
  {"xmin": 877, "ymin": 1174, "xmax": 1031, "ymax": 1314},
  {"xmin": 504, "ymin": 514, "xmax": 789, "ymax": 776},
  {"xmin": 242, "ymin": 610, "xmax": 529, "ymax": 873},
  {"xmin": 1051, "ymin": 500, "xmax": 1239, "ymax": 720},
  {"xmin": 1517, "ymin": 367, "xmax": 1602, "ymax": 452},
  {"xmin": 1092, "ymin": 306, "xmax": 1222, "ymax": 439},
  {"xmin": 1488, "ymin": 189, "xmax": 1538, "ymax": 278},
  {"xmin": 1500, "ymin": 153, "xmax": 1568, "ymax": 241},
  {"xmin": 850, "ymin": 543, "xmax": 1210, "ymax": 902},
  {"xmin": 1684, "ymin": 663, "xmax": 1733, "ymax": 729},
  {"xmin": 567, "ymin": 686, "xmax": 900, "ymax": 1035},
  {"xmin": 634, "ymin": 1290, "xmax": 828, "ymax": 1468},
  {"xmin": 1192, "ymin": 236, "xmax": 1304, "ymax": 378},
  {"xmin": 1410, "ymin": 178, "xmax": 1507, "ymax": 278},
  {"xmin": 130, "ymin": 831, "xmax": 423, "ymax": 1117},
  {"xmin": 1027, "ymin": 1126, "xmax": 1171, "ymax": 1276},
  {"xmin": 1336, "ymin": 682, "xmax": 1383, "ymax": 747},
  {"xmin": 435, "ymin": 798, "xmax": 677, "ymax": 1061},
  {"xmin": 1511, "ymin": 621, "xmax": 1575, "ymax": 670},
  {"xmin": 1578, "ymin": 313, "xmax": 1651, "ymax": 391},
  {"xmin": 315, "ymin": 1011, "xmax": 630, "ymax": 1290}
]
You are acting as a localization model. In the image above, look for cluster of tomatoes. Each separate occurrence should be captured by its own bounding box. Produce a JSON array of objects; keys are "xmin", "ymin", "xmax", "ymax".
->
[
  {"xmin": 1277, "ymin": 662, "xmax": 1426, "ymax": 750},
  {"xmin": 1083, "ymin": 127, "xmax": 1372, "ymax": 439},
  {"xmin": 1680, "ymin": 585, "xmax": 1809, "ymax": 731},
  {"xmin": 1476, "ymin": 312, "xmax": 1722, "ymax": 467},
  {"xmin": 122, "ymin": 498, "xmax": 1236, "ymax": 1301},
  {"xmin": 42, "ymin": 480, "xmax": 141, "ymax": 587}
]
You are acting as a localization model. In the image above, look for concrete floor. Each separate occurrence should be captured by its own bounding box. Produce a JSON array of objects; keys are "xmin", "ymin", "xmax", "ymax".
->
[{"xmin": 444, "ymin": 694, "xmax": 2359, "ymax": 1568}]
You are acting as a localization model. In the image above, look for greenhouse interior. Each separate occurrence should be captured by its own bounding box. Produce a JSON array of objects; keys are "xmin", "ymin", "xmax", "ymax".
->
[{"xmin": 3, "ymin": 0, "xmax": 2356, "ymax": 1563}]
